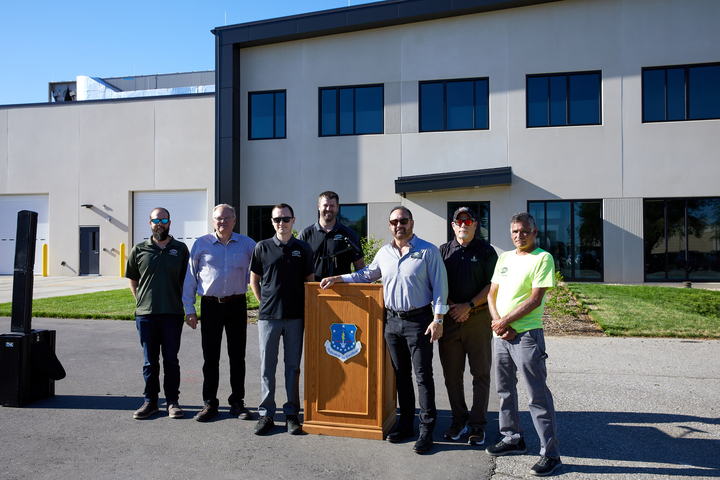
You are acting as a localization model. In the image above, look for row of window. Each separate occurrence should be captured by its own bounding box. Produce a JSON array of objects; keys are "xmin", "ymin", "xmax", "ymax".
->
[{"xmin": 248, "ymin": 61, "xmax": 720, "ymax": 139}]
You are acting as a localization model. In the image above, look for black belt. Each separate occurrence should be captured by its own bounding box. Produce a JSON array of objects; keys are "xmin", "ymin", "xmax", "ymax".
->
[
  {"xmin": 203, "ymin": 294, "xmax": 245, "ymax": 304},
  {"xmin": 386, "ymin": 304, "xmax": 432, "ymax": 319},
  {"xmin": 469, "ymin": 305, "xmax": 488, "ymax": 314}
]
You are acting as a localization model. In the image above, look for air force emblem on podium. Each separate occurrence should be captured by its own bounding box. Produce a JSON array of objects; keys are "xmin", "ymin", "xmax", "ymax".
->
[{"xmin": 325, "ymin": 323, "xmax": 362, "ymax": 362}]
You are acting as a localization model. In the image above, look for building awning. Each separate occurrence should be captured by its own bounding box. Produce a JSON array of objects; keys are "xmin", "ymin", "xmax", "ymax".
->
[{"xmin": 395, "ymin": 167, "xmax": 512, "ymax": 195}]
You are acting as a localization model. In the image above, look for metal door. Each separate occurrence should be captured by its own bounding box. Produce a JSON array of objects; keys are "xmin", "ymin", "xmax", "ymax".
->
[{"xmin": 79, "ymin": 227, "xmax": 100, "ymax": 275}]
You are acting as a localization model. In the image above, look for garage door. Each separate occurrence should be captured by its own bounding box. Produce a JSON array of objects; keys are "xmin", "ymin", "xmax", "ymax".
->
[
  {"xmin": 0, "ymin": 195, "xmax": 50, "ymax": 275},
  {"xmin": 132, "ymin": 190, "xmax": 208, "ymax": 252}
]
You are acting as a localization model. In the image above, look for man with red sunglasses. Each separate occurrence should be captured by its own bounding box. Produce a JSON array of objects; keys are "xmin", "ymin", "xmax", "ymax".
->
[{"xmin": 438, "ymin": 207, "xmax": 497, "ymax": 446}]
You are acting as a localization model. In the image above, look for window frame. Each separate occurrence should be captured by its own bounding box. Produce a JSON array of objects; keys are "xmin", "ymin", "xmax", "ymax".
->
[
  {"xmin": 419, "ymin": 77, "xmax": 490, "ymax": 132},
  {"xmin": 247, "ymin": 205, "xmax": 277, "ymax": 242},
  {"xmin": 642, "ymin": 62, "xmax": 720, "ymax": 123},
  {"xmin": 248, "ymin": 90, "xmax": 287, "ymax": 140},
  {"xmin": 526, "ymin": 70, "xmax": 602, "ymax": 128},
  {"xmin": 338, "ymin": 203, "xmax": 368, "ymax": 240},
  {"xmin": 318, "ymin": 84, "xmax": 384, "ymax": 137}
]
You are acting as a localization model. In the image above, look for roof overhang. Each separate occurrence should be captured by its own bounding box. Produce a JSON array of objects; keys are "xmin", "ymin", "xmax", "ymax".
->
[{"xmin": 395, "ymin": 167, "xmax": 512, "ymax": 194}]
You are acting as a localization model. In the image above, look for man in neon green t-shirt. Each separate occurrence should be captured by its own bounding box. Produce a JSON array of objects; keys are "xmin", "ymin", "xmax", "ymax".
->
[{"xmin": 485, "ymin": 212, "xmax": 561, "ymax": 477}]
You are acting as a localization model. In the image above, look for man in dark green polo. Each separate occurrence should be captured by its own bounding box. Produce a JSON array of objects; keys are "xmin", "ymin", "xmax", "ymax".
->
[{"xmin": 126, "ymin": 207, "xmax": 189, "ymax": 420}]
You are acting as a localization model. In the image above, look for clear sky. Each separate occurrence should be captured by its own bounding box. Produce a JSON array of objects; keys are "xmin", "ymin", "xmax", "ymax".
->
[{"xmin": 0, "ymin": 0, "xmax": 378, "ymax": 106}]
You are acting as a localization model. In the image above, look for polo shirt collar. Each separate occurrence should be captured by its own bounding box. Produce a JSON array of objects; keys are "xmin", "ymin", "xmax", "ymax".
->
[
  {"xmin": 273, "ymin": 235, "xmax": 296, "ymax": 247},
  {"xmin": 314, "ymin": 220, "xmax": 342, "ymax": 233},
  {"xmin": 451, "ymin": 236, "xmax": 480, "ymax": 250},
  {"xmin": 213, "ymin": 231, "xmax": 238, "ymax": 244}
]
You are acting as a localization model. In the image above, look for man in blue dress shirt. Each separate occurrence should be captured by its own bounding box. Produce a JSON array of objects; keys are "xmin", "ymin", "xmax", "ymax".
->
[
  {"xmin": 320, "ymin": 205, "xmax": 448, "ymax": 454},
  {"xmin": 183, "ymin": 204, "xmax": 257, "ymax": 422}
]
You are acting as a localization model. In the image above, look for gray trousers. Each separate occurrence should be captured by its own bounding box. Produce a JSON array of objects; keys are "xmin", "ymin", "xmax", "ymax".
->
[
  {"xmin": 493, "ymin": 328, "xmax": 560, "ymax": 458},
  {"xmin": 257, "ymin": 318, "xmax": 304, "ymax": 418},
  {"xmin": 438, "ymin": 308, "xmax": 493, "ymax": 429}
]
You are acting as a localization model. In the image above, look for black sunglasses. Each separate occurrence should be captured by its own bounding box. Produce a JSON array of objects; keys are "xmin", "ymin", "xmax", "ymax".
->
[
  {"xmin": 389, "ymin": 218, "xmax": 411, "ymax": 226},
  {"xmin": 272, "ymin": 216, "xmax": 293, "ymax": 224},
  {"xmin": 151, "ymin": 218, "xmax": 169, "ymax": 224}
]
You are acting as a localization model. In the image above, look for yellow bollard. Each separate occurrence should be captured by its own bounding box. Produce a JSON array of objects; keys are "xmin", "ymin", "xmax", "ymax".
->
[
  {"xmin": 43, "ymin": 244, "xmax": 48, "ymax": 276},
  {"xmin": 120, "ymin": 243, "xmax": 126, "ymax": 277}
]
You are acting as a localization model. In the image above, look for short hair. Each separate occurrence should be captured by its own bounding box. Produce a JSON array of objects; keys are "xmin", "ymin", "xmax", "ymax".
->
[
  {"xmin": 389, "ymin": 205, "xmax": 413, "ymax": 220},
  {"xmin": 318, "ymin": 191, "xmax": 339, "ymax": 203},
  {"xmin": 273, "ymin": 203, "xmax": 294, "ymax": 218},
  {"xmin": 213, "ymin": 203, "xmax": 236, "ymax": 217},
  {"xmin": 150, "ymin": 207, "xmax": 170, "ymax": 219},
  {"xmin": 510, "ymin": 212, "xmax": 536, "ymax": 229}
]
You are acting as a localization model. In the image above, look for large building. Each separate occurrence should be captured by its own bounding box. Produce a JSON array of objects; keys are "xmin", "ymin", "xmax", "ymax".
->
[{"xmin": 1, "ymin": 0, "xmax": 719, "ymax": 284}]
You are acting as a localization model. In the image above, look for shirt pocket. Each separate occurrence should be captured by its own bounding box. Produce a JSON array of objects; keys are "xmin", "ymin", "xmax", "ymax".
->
[{"xmin": 233, "ymin": 252, "xmax": 251, "ymax": 269}]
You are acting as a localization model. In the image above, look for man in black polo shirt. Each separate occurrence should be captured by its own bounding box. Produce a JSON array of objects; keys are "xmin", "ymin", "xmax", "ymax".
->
[
  {"xmin": 438, "ymin": 207, "xmax": 498, "ymax": 445},
  {"xmin": 298, "ymin": 191, "xmax": 365, "ymax": 281},
  {"xmin": 249, "ymin": 203, "xmax": 314, "ymax": 436},
  {"xmin": 126, "ymin": 207, "xmax": 189, "ymax": 420}
]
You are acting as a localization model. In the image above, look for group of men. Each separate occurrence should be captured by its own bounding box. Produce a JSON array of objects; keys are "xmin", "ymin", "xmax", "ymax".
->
[{"xmin": 125, "ymin": 191, "xmax": 561, "ymax": 477}]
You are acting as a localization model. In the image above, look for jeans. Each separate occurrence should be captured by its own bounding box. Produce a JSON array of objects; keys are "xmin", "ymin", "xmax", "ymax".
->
[
  {"xmin": 494, "ymin": 328, "xmax": 560, "ymax": 458},
  {"xmin": 257, "ymin": 318, "xmax": 304, "ymax": 418},
  {"xmin": 200, "ymin": 296, "xmax": 248, "ymax": 408},
  {"xmin": 384, "ymin": 307, "xmax": 436, "ymax": 433},
  {"xmin": 136, "ymin": 314, "xmax": 184, "ymax": 404}
]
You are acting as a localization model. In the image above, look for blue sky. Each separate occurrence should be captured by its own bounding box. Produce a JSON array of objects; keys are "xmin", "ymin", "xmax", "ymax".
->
[{"xmin": 0, "ymin": 0, "xmax": 378, "ymax": 106}]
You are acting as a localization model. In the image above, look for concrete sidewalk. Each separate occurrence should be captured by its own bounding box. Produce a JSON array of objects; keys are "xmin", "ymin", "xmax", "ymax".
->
[{"xmin": 1, "ymin": 317, "xmax": 718, "ymax": 480}]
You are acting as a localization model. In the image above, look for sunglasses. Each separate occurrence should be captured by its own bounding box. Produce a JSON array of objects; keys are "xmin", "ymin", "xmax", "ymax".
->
[
  {"xmin": 272, "ymin": 216, "xmax": 293, "ymax": 224},
  {"xmin": 389, "ymin": 218, "xmax": 411, "ymax": 226},
  {"xmin": 453, "ymin": 219, "xmax": 474, "ymax": 227},
  {"xmin": 150, "ymin": 218, "xmax": 169, "ymax": 224}
]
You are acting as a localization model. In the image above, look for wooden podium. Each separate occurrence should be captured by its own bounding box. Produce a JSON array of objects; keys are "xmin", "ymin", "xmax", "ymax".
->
[{"xmin": 303, "ymin": 282, "xmax": 396, "ymax": 440}]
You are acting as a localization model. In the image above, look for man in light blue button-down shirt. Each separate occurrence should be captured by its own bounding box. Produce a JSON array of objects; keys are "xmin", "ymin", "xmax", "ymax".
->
[
  {"xmin": 321, "ymin": 205, "xmax": 448, "ymax": 454},
  {"xmin": 182, "ymin": 204, "xmax": 256, "ymax": 423}
]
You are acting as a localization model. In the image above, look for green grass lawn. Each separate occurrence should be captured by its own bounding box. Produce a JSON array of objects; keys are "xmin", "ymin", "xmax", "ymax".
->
[
  {"xmin": 567, "ymin": 283, "xmax": 720, "ymax": 338},
  {"xmin": 0, "ymin": 288, "xmax": 260, "ymax": 320}
]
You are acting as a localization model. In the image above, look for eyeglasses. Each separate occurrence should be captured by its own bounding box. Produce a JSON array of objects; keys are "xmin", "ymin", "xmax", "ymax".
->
[
  {"xmin": 213, "ymin": 216, "xmax": 233, "ymax": 223},
  {"xmin": 453, "ymin": 219, "xmax": 474, "ymax": 227},
  {"xmin": 389, "ymin": 218, "xmax": 411, "ymax": 226},
  {"xmin": 272, "ymin": 216, "xmax": 293, "ymax": 224},
  {"xmin": 150, "ymin": 218, "xmax": 169, "ymax": 224}
]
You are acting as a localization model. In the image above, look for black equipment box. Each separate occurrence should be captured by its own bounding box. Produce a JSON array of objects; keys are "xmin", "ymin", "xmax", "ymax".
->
[{"xmin": 0, "ymin": 329, "xmax": 58, "ymax": 407}]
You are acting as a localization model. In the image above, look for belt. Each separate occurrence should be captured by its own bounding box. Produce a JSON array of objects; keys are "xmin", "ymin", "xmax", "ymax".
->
[
  {"xmin": 386, "ymin": 304, "xmax": 432, "ymax": 319},
  {"xmin": 469, "ymin": 304, "xmax": 488, "ymax": 314},
  {"xmin": 203, "ymin": 294, "xmax": 245, "ymax": 304}
]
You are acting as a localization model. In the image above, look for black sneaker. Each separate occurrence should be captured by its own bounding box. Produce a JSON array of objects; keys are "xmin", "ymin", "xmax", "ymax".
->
[
  {"xmin": 286, "ymin": 415, "xmax": 302, "ymax": 435},
  {"xmin": 412, "ymin": 433, "xmax": 433, "ymax": 454},
  {"xmin": 133, "ymin": 400, "xmax": 159, "ymax": 420},
  {"xmin": 229, "ymin": 403, "xmax": 253, "ymax": 420},
  {"xmin": 254, "ymin": 416, "xmax": 275, "ymax": 435},
  {"xmin": 194, "ymin": 404, "xmax": 219, "ymax": 422},
  {"xmin": 444, "ymin": 422, "xmax": 468, "ymax": 441},
  {"xmin": 485, "ymin": 438, "xmax": 527, "ymax": 456},
  {"xmin": 468, "ymin": 427, "xmax": 485, "ymax": 445},
  {"xmin": 530, "ymin": 456, "xmax": 562, "ymax": 476}
]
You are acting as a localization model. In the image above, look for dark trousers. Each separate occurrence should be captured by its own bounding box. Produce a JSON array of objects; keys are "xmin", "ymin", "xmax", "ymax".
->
[
  {"xmin": 384, "ymin": 307, "xmax": 436, "ymax": 433},
  {"xmin": 136, "ymin": 314, "xmax": 184, "ymax": 404},
  {"xmin": 438, "ymin": 308, "xmax": 493, "ymax": 429},
  {"xmin": 200, "ymin": 296, "xmax": 248, "ymax": 408}
]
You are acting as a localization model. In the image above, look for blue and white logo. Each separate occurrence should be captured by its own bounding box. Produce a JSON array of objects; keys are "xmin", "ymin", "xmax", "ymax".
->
[{"xmin": 325, "ymin": 323, "xmax": 362, "ymax": 362}]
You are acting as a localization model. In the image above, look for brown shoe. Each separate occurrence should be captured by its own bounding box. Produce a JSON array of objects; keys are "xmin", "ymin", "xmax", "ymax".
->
[
  {"xmin": 133, "ymin": 401, "xmax": 159, "ymax": 420},
  {"xmin": 167, "ymin": 404, "xmax": 184, "ymax": 419},
  {"xmin": 194, "ymin": 404, "xmax": 218, "ymax": 422}
]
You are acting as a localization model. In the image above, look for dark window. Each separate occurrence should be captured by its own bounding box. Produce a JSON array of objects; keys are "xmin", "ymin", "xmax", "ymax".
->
[
  {"xmin": 446, "ymin": 202, "xmax": 490, "ymax": 243},
  {"xmin": 643, "ymin": 198, "xmax": 720, "ymax": 281},
  {"xmin": 527, "ymin": 72, "xmax": 601, "ymax": 127},
  {"xmin": 319, "ymin": 85, "xmax": 383, "ymax": 136},
  {"xmin": 249, "ymin": 91, "xmax": 286, "ymax": 139},
  {"xmin": 528, "ymin": 200, "xmax": 603, "ymax": 281},
  {"xmin": 420, "ymin": 78, "xmax": 489, "ymax": 132},
  {"xmin": 247, "ymin": 205, "xmax": 276, "ymax": 242},
  {"xmin": 643, "ymin": 63, "xmax": 720, "ymax": 122},
  {"xmin": 338, "ymin": 204, "xmax": 367, "ymax": 239}
]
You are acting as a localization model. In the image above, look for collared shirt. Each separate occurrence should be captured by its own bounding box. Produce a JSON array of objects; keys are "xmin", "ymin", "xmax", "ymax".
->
[
  {"xmin": 182, "ymin": 232, "xmax": 256, "ymax": 316},
  {"xmin": 126, "ymin": 236, "xmax": 189, "ymax": 316},
  {"xmin": 439, "ymin": 236, "xmax": 498, "ymax": 304},
  {"xmin": 341, "ymin": 234, "xmax": 449, "ymax": 315},
  {"xmin": 250, "ymin": 235, "xmax": 314, "ymax": 320},
  {"xmin": 298, "ymin": 220, "xmax": 363, "ymax": 281}
]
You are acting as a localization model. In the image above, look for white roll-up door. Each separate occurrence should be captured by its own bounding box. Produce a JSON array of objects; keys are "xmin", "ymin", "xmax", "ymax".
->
[
  {"xmin": 132, "ymin": 190, "xmax": 208, "ymax": 252},
  {"xmin": 0, "ymin": 195, "xmax": 50, "ymax": 275}
]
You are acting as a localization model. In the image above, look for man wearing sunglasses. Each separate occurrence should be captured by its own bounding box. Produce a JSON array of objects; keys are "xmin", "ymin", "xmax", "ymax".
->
[
  {"xmin": 182, "ymin": 204, "xmax": 257, "ymax": 422},
  {"xmin": 298, "ymin": 191, "xmax": 365, "ymax": 281},
  {"xmin": 126, "ymin": 207, "xmax": 189, "ymax": 420},
  {"xmin": 250, "ymin": 203, "xmax": 314, "ymax": 436},
  {"xmin": 320, "ymin": 206, "xmax": 448, "ymax": 454},
  {"xmin": 438, "ymin": 207, "xmax": 498, "ymax": 447}
]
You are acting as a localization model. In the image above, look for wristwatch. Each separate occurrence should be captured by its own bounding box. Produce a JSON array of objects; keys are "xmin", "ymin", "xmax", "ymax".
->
[
  {"xmin": 434, "ymin": 317, "xmax": 443, "ymax": 325},
  {"xmin": 468, "ymin": 301, "xmax": 476, "ymax": 309}
]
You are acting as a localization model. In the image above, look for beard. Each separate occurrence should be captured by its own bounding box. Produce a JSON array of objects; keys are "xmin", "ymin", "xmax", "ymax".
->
[{"xmin": 152, "ymin": 228, "xmax": 169, "ymax": 242}]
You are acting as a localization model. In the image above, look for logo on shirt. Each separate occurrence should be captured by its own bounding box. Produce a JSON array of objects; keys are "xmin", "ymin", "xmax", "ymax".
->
[
  {"xmin": 168, "ymin": 249, "xmax": 179, "ymax": 256},
  {"xmin": 292, "ymin": 250, "xmax": 302, "ymax": 257},
  {"xmin": 471, "ymin": 255, "xmax": 478, "ymax": 262},
  {"xmin": 334, "ymin": 234, "xmax": 344, "ymax": 241},
  {"xmin": 325, "ymin": 323, "xmax": 362, "ymax": 362},
  {"xmin": 500, "ymin": 267, "xmax": 508, "ymax": 274},
  {"xmin": 411, "ymin": 252, "xmax": 422, "ymax": 259}
]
